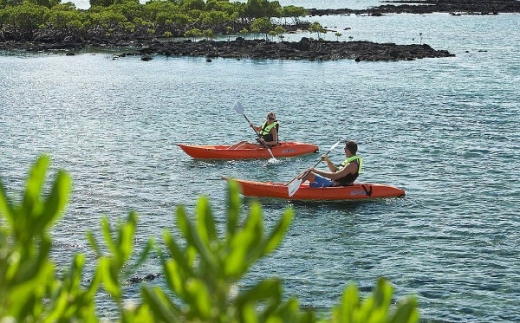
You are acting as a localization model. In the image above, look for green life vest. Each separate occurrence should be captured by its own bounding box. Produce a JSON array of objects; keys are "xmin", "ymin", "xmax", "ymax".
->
[
  {"xmin": 334, "ymin": 155, "xmax": 363, "ymax": 185},
  {"xmin": 259, "ymin": 121, "xmax": 278, "ymax": 136},
  {"xmin": 339, "ymin": 155, "xmax": 363, "ymax": 173}
]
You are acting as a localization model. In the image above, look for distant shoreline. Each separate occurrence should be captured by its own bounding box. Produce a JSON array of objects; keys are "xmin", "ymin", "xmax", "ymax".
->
[
  {"xmin": 307, "ymin": 0, "xmax": 520, "ymax": 16},
  {"xmin": 3, "ymin": 0, "xmax": 517, "ymax": 60}
]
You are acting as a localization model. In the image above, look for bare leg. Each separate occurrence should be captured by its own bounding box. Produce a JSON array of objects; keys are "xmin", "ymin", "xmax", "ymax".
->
[
  {"xmin": 237, "ymin": 142, "xmax": 263, "ymax": 149},
  {"xmin": 227, "ymin": 140, "xmax": 248, "ymax": 150},
  {"xmin": 297, "ymin": 171, "xmax": 316, "ymax": 183}
]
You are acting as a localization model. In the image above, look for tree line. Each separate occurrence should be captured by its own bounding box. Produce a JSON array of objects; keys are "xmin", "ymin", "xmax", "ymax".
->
[{"xmin": 0, "ymin": 0, "xmax": 309, "ymax": 42}]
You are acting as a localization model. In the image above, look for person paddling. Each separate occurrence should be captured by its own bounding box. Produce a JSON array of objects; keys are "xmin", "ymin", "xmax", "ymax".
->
[
  {"xmin": 229, "ymin": 111, "xmax": 279, "ymax": 149},
  {"xmin": 297, "ymin": 140, "xmax": 362, "ymax": 187}
]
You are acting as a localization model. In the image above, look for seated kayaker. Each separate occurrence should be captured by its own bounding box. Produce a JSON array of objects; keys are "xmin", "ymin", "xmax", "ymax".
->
[
  {"xmin": 229, "ymin": 112, "xmax": 279, "ymax": 149},
  {"xmin": 297, "ymin": 140, "xmax": 362, "ymax": 187}
]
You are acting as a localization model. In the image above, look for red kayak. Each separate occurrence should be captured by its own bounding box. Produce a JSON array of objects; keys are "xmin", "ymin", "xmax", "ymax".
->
[
  {"xmin": 177, "ymin": 142, "xmax": 319, "ymax": 160},
  {"xmin": 222, "ymin": 177, "xmax": 405, "ymax": 201}
]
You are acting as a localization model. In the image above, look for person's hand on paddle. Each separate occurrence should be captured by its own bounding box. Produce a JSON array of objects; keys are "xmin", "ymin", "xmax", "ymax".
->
[
  {"xmin": 287, "ymin": 140, "xmax": 342, "ymax": 197},
  {"xmin": 321, "ymin": 154, "xmax": 337, "ymax": 171},
  {"xmin": 250, "ymin": 123, "xmax": 261, "ymax": 132},
  {"xmin": 233, "ymin": 101, "xmax": 278, "ymax": 162}
]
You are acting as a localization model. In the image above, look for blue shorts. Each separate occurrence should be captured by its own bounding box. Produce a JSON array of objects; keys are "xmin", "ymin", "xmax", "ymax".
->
[{"xmin": 310, "ymin": 175, "xmax": 333, "ymax": 188}]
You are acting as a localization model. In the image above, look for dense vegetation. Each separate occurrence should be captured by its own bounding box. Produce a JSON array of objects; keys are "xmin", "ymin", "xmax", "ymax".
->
[
  {"xmin": 0, "ymin": 0, "xmax": 309, "ymax": 42},
  {"xmin": 0, "ymin": 155, "xmax": 419, "ymax": 322}
]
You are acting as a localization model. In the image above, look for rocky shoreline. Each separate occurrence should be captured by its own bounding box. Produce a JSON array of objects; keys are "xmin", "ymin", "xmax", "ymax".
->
[
  {"xmin": 308, "ymin": 0, "xmax": 520, "ymax": 16},
  {"xmin": 0, "ymin": 37, "xmax": 455, "ymax": 62},
  {"xmin": 135, "ymin": 38, "xmax": 454, "ymax": 62},
  {"xmin": 6, "ymin": 0, "xmax": 517, "ymax": 61}
]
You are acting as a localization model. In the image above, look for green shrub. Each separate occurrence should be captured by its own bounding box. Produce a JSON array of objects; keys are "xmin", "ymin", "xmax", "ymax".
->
[{"xmin": 0, "ymin": 155, "xmax": 419, "ymax": 322}]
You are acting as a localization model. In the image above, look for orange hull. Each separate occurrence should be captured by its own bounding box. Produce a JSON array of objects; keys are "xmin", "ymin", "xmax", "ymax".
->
[
  {"xmin": 223, "ymin": 177, "xmax": 405, "ymax": 201},
  {"xmin": 177, "ymin": 142, "xmax": 319, "ymax": 160}
]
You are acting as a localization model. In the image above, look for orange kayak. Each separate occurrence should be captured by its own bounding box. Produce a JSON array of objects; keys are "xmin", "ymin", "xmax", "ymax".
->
[
  {"xmin": 177, "ymin": 142, "xmax": 319, "ymax": 160},
  {"xmin": 223, "ymin": 177, "xmax": 405, "ymax": 201}
]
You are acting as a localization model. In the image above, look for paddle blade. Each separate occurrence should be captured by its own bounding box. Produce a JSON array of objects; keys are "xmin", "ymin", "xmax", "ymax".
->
[
  {"xmin": 287, "ymin": 179, "xmax": 302, "ymax": 197},
  {"xmin": 234, "ymin": 101, "xmax": 244, "ymax": 114},
  {"xmin": 328, "ymin": 140, "xmax": 342, "ymax": 152}
]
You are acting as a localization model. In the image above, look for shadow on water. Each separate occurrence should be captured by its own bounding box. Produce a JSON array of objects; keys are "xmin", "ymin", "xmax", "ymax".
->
[
  {"xmin": 288, "ymin": 199, "xmax": 372, "ymax": 212},
  {"xmin": 185, "ymin": 159, "xmax": 240, "ymax": 167},
  {"xmin": 241, "ymin": 196, "xmax": 380, "ymax": 213},
  {"xmin": 239, "ymin": 195, "xmax": 409, "ymax": 227},
  {"xmin": 184, "ymin": 157, "xmax": 293, "ymax": 170}
]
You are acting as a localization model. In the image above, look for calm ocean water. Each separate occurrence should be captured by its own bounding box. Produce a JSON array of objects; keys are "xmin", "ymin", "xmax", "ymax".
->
[{"xmin": 1, "ymin": 7, "xmax": 520, "ymax": 323}]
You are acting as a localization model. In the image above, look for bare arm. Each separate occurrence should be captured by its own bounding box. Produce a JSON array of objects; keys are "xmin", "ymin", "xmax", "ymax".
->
[
  {"xmin": 249, "ymin": 123, "xmax": 261, "ymax": 132},
  {"xmin": 321, "ymin": 156, "xmax": 337, "ymax": 172}
]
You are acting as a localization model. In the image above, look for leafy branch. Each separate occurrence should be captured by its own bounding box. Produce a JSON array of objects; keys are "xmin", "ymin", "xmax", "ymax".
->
[{"xmin": 0, "ymin": 156, "xmax": 419, "ymax": 323}]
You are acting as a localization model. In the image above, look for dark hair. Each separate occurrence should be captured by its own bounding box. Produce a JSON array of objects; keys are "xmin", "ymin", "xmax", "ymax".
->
[{"xmin": 346, "ymin": 140, "xmax": 357, "ymax": 155}]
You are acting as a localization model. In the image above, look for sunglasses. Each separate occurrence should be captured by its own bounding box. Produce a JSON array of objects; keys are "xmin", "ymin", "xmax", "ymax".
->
[{"xmin": 267, "ymin": 116, "xmax": 275, "ymax": 120}]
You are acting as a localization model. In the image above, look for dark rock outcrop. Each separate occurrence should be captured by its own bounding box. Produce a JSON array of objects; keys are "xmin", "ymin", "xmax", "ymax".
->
[
  {"xmin": 307, "ymin": 0, "xmax": 520, "ymax": 16},
  {"xmin": 132, "ymin": 38, "xmax": 454, "ymax": 62},
  {"xmin": 0, "ymin": 38, "xmax": 455, "ymax": 61}
]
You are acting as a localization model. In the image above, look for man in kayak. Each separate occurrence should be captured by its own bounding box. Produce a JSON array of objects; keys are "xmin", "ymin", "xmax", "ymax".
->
[
  {"xmin": 297, "ymin": 140, "xmax": 363, "ymax": 187},
  {"xmin": 229, "ymin": 112, "xmax": 279, "ymax": 149}
]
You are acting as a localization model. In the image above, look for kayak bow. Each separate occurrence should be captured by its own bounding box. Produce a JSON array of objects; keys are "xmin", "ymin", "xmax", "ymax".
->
[
  {"xmin": 222, "ymin": 177, "xmax": 405, "ymax": 201},
  {"xmin": 177, "ymin": 142, "xmax": 319, "ymax": 160}
]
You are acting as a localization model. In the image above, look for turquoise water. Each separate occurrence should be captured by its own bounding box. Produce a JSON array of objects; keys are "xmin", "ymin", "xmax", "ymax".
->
[{"xmin": 1, "ymin": 12, "xmax": 520, "ymax": 322}]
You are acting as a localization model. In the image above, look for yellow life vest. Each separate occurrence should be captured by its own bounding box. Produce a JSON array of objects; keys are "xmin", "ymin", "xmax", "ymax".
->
[
  {"xmin": 339, "ymin": 155, "xmax": 363, "ymax": 173},
  {"xmin": 259, "ymin": 121, "xmax": 279, "ymax": 136}
]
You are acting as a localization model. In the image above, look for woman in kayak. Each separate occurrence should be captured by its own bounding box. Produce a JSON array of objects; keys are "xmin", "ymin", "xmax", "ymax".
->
[
  {"xmin": 229, "ymin": 112, "xmax": 279, "ymax": 149},
  {"xmin": 297, "ymin": 140, "xmax": 363, "ymax": 187}
]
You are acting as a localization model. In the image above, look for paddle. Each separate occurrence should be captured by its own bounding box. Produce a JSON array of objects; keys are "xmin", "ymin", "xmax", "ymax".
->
[
  {"xmin": 233, "ymin": 101, "xmax": 278, "ymax": 162},
  {"xmin": 287, "ymin": 139, "xmax": 342, "ymax": 197}
]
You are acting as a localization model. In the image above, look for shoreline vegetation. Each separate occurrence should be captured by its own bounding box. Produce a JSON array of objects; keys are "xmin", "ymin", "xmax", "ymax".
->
[{"xmin": 1, "ymin": 0, "xmax": 518, "ymax": 61}]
